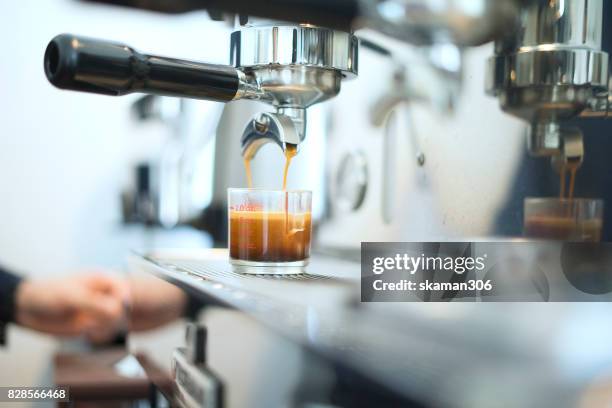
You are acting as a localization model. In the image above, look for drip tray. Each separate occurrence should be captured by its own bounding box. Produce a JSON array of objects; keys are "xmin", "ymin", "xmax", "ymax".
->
[
  {"xmin": 135, "ymin": 248, "xmax": 360, "ymax": 309},
  {"xmin": 162, "ymin": 260, "xmax": 334, "ymax": 282}
]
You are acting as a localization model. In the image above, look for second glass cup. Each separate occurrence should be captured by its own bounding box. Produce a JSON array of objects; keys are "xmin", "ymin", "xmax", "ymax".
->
[
  {"xmin": 524, "ymin": 198, "xmax": 604, "ymax": 242},
  {"xmin": 228, "ymin": 188, "xmax": 312, "ymax": 274}
]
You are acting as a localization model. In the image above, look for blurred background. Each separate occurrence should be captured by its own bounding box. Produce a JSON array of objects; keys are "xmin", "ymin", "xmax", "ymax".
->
[
  {"xmin": 0, "ymin": 0, "xmax": 227, "ymax": 392},
  {"xmin": 0, "ymin": 0, "xmax": 544, "ymax": 392}
]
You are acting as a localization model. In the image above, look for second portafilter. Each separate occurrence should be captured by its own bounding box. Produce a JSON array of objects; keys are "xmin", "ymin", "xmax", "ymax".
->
[
  {"xmin": 43, "ymin": 24, "xmax": 358, "ymax": 159},
  {"xmin": 487, "ymin": 0, "xmax": 610, "ymax": 164}
]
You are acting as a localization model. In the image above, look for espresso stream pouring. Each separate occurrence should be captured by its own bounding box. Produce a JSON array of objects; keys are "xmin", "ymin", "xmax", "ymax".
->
[{"xmin": 243, "ymin": 144, "xmax": 297, "ymax": 190}]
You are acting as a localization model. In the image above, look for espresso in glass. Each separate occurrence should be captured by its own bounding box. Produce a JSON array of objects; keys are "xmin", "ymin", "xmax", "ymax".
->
[
  {"xmin": 228, "ymin": 189, "xmax": 312, "ymax": 274},
  {"xmin": 524, "ymin": 198, "xmax": 603, "ymax": 242}
]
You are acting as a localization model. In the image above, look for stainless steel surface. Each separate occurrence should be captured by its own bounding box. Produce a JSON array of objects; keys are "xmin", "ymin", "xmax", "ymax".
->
[
  {"xmin": 334, "ymin": 151, "xmax": 368, "ymax": 212},
  {"xmin": 488, "ymin": 50, "xmax": 608, "ymax": 96},
  {"xmin": 527, "ymin": 121, "xmax": 562, "ymax": 157},
  {"xmin": 235, "ymin": 66, "xmax": 344, "ymax": 108},
  {"xmin": 233, "ymin": 70, "xmax": 266, "ymax": 101},
  {"xmin": 230, "ymin": 25, "xmax": 358, "ymax": 78},
  {"xmin": 487, "ymin": 53, "xmax": 608, "ymax": 121},
  {"xmin": 245, "ymin": 66, "xmax": 343, "ymax": 110},
  {"xmin": 172, "ymin": 348, "xmax": 222, "ymax": 408},
  {"xmin": 487, "ymin": 0, "xmax": 610, "ymax": 157},
  {"xmin": 511, "ymin": 0, "xmax": 602, "ymax": 50},
  {"xmin": 581, "ymin": 75, "xmax": 612, "ymax": 118},
  {"xmin": 549, "ymin": 127, "xmax": 584, "ymax": 177},
  {"xmin": 370, "ymin": 51, "xmax": 461, "ymax": 126},
  {"xmin": 133, "ymin": 250, "xmax": 612, "ymax": 408},
  {"xmin": 276, "ymin": 107, "xmax": 306, "ymax": 139},
  {"xmin": 229, "ymin": 23, "xmax": 358, "ymax": 158},
  {"xmin": 559, "ymin": 128, "xmax": 585, "ymax": 169},
  {"xmin": 241, "ymin": 111, "xmax": 304, "ymax": 159},
  {"xmin": 142, "ymin": 249, "xmax": 352, "ymax": 283},
  {"xmin": 359, "ymin": 0, "xmax": 524, "ymax": 46}
]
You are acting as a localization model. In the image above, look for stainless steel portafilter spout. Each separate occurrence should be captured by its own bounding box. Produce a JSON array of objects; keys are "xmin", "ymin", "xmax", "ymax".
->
[
  {"xmin": 550, "ymin": 127, "xmax": 584, "ymax": 174},
  {"xmin": 529, "ymin": 122, "xmax": 584, "ymax": 173},
  {"xmin": 527, "ymin": 122, "xmax": 563, "ymax": 157},
  {"xmin": 240, "ymin": 109, "xmax": 306, "ymax": 160}
]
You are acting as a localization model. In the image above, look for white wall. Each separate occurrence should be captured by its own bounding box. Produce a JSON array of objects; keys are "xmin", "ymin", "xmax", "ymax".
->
[{"xmin": 0, "ymin": 0, "xmax": 229, "ymax": 394}]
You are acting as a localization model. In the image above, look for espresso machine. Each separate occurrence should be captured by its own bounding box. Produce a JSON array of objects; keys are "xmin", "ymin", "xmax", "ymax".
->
[
  {"xmin": 319, "ymin": 0, "xmax": 612, "ymax": 246},
  {"xmin": 43, "ymin": 1, "xmax": 612, "ymax": 407}
]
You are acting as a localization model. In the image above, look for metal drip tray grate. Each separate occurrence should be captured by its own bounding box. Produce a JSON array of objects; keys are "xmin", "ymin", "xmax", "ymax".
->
[
  {"xmin": 141, "ymin": 249, "xmax": 359, "ymax": 290},
  {"xmin": 137, "ymin": 249, "xmax": 359, "ymax": 310},
  {"xmin": 158, "ymin": 259, "xmax": 333, "ymax": 282}
]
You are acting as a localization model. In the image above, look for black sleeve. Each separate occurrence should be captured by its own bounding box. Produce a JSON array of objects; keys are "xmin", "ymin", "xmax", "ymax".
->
[
  {"xmin": 0, "ymin": 267, "xmax": 22, "ymax": 346},
  {"xmin": 0, "ymin": 268, "xmax": 22, "ymax": 323}
]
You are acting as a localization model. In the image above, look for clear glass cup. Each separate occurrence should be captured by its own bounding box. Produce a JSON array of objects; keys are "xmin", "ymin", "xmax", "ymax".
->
[
  {"xmin": 524, "ymin": 198, "xmax": 604, "ymax": 242},
  {"xmin": 228, "ymin": 188, "xmax": 312, "ymax": 274}
]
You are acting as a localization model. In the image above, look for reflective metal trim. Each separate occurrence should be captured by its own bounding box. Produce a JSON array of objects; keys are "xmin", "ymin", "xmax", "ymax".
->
[
  {"xmin": 230, "ymin": 25, "xmax": 358, "ymax": 77},
  {"xmin": 487, "ymin": 49, "xmax": 609, "ymax": 94}
]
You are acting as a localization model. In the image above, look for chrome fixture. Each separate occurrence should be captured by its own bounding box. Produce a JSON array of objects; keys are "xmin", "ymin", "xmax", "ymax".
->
[
  {"xmin": 241, "ymin": 111, "xmax": 304, "ymax": 160},
  {"xmin": 370, "ymin": 43, "xmax": 462, "ymax": 128},
  {"xmin": 487, "ymin": 0, "xmax": 610, "ymax": 161},
  {"xmin": 359, "ymin": 0, "xmax": 524, "ymax": 46},
  {"xmin": 550, "ymin": 128, "xmax": 584, "ymax": 174}
]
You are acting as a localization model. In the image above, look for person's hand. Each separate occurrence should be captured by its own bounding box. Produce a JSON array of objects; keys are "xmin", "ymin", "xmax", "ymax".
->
[
  {"xmin": 127, "ymin": 276, "xmax": 188, "ymax": 331},
  {"xmin": 15, "ymin": 273, "xmax": 129, "ymax": 339}
]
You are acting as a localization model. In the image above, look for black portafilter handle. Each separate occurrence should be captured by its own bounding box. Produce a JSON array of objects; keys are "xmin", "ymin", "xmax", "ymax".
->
[{"xmin": 44, "ymin": 34, "xmax": 241, "ymax": 102}]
